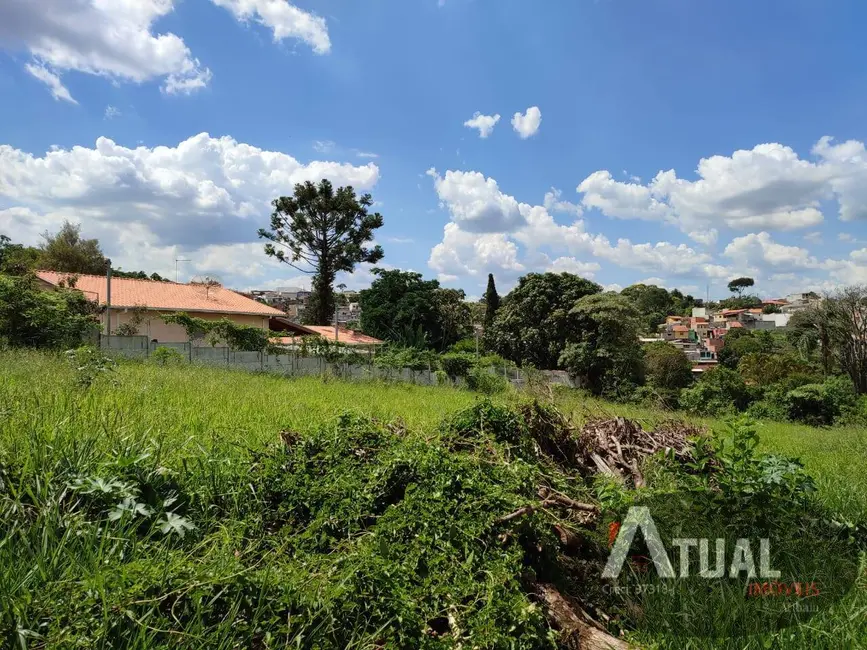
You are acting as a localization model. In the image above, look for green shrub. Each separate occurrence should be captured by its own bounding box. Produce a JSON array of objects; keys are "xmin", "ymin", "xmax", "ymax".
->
[
  {"xmin": 0, "ymin": 273, "xmax": 100, "ymax": 349},
  {"xmin": 643, "ymin": 341, "xmax": 693, "ymax": 390},
  {"xmin": 465, "ymin": 367, "xmax": 508, "ymax": 394},
  {"xmin": 785, "ymin": 376, "xmax": 859, "ymax": 426},
  {"xmin": 679, "ymin": 366, "xmax": 753, "ymax": 416},
  {"xmin": 448, "ymin": 337, "xmax": 478, "ymax": 354},
  {"xmin": 150, "ymin": 346, "xmax": 185, "ymax": 366},
  {"xmin": 439, "ymin": 351, "xmax": 477, "ymax": 379},
  {"xmin": 64, "ymin": 346, "xmax": 117, "ymax": 388}
]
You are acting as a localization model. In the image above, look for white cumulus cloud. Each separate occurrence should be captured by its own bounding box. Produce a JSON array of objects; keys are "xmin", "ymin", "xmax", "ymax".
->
[
  {"xmin": 574, "ymin": 137, "xmax": 867, "ymax": 235},
  {"xmin": 427, "ymin": 168, "xmax": 526, "ymax": 233},
  {"xmin": 0, "ymin": 0, "xmax": 212, "ymax": 97},
  {"xmin": 0, "ymin": 133, "xmax": 379, "ymax": 286},
  {"xmin": 511, "ymin": 106, "xmax": 542, "ymax": 139},
  {"xmin": 210, "ymin": 0, "xmax": 331, "ymax": 53},
  {"xmin": 463, "ymin": 112, "xmax": 501, "ymax": 139}
]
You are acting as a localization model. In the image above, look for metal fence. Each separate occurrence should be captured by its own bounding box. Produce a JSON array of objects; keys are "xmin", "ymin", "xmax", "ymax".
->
[{"xmin": 98, "ymin": 335, "xmax": 576, "ymax": 388}]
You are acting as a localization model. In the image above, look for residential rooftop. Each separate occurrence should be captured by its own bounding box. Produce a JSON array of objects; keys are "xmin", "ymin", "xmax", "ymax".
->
[{"xmin": 37, "ymin": 271, "xmax": 285, "ymax": 317}]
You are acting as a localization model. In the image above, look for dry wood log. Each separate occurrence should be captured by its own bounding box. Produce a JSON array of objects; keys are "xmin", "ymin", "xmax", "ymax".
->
[{"xmin": 532, "ymin": 582, "xmax": 635, "ymax": 650}]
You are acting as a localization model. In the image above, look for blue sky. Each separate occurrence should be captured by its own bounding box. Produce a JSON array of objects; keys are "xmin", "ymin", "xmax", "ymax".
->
[{"xmin": 1, "ymin": 0, "xmax": 866, "ymax": 299}]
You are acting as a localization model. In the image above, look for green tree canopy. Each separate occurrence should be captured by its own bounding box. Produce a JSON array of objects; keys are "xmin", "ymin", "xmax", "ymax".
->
[
  {"xmin": 38, "ymin": 221, "xmax": 107, "ymax": 275},
  {"xmin": 358, "ymin": 269, "xmax": 469, "ymax": 350},
  {"xmin": 680, "ymin": 366, "xmax": 753, "ymax": 415},
  {"xmin": 0, "ymin": 235, "xmax": 41, "ymax": 275},
  {"xmin": 717, "ymin": 330, "xmax": 773, "ymax": 369},
  {"xmin": 644, "ymin": 341, "xmax": 694, "ymax": 390},
  {"xmin": 727, "ymin": 277, "xmax": 755, "ymax": 297},
  {"xmin": 486, "ymin": 272, "xmax": 601, "ymax": 369},
  {"xmin": 0, "ymin": 274, "xmax": 100, "ymax": 348},
  {"xmin": 558, "ymin": 292, "xmax": 645, "ymax": 397},
  {"xmin": 259, "ymin": 180, "xmax": 384, "ymax": 325}
]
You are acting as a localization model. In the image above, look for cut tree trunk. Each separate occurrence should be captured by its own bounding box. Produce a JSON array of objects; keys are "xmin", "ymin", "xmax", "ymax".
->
[{"xmin": 532, "ymin": 582, "xmax": 635, "ymax": 650}]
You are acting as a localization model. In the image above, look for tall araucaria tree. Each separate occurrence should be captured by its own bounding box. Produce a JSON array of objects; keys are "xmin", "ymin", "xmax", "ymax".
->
[{"xmin": 258, "ymin": 180, "xmax": 384, "ymax": 325}]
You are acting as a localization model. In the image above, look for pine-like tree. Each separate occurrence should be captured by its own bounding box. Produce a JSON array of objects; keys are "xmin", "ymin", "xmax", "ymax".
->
[{"xmin": 483, "ymin": 273, "xmax": 500, "ymax": 330}]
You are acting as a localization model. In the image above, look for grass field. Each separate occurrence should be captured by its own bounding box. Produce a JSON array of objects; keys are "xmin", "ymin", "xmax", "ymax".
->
[{"xmin": 1, "ymin": 349, "xmax": 865, "ymax": 649}]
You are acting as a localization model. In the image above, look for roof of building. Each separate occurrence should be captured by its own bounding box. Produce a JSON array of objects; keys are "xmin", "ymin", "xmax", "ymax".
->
[
  {"xmin": 728, "ymin": 321, "xmax": 744, "ymax": 328},
  {"xmin": 721, "ymin": 308, "xmax": 748, "ymax": 316},
  {"xmin": 272, "ymin": 327, "xmax": 383, "ymax": 346},
  {"xmin": 672, "ymin": 325, "xmax": 689, "ymax": 332},
  {"xmin": 37, "ymin": 270, "xmax": 285, "ymax": 316},
  {"xmin": 762, "ymin": 299, "xmax": 789, "ymax": 305}
]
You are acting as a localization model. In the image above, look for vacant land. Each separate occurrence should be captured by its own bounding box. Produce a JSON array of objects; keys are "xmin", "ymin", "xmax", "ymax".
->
[{"xmin": 1, "ymin": 350, "xmax": 865, "ymax": 649}]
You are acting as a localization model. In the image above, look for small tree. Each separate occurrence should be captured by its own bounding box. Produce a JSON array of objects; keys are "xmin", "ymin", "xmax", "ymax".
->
[
  {"xmin": 0, "ymin": 274, "xmax": 100, "ymax": 348},
  {"xmin": 559, "ymin": 292, "xmax": 644, "ymax": 397},
  {"xmin": 39, "ymin": 221, "xmax": 107, "ymax": 275},
  {"xmin": 644, "ymin": 341, "xmax": 693, "ymax": 390},
  {"xmin": 259, "ymin": 180, "xmax": 384, "ymax": 325},
  {"xmin": 0, "ymin": 234, "xmax": 41, "ymax": 275},
  {"xmin": 727, "ymin": 277, "xmax": 755, "ymax": 297},
  {"xmin": 487, "ymin": 272, "xmax": 601, "ymax": 369}
]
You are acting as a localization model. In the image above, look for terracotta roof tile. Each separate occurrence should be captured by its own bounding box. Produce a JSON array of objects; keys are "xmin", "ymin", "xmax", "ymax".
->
[
  {"xmin": 37, "ymin": 270, "xmax": 284, "ymax": 316},
  {"xmin": 273, "ymin": 326, "xmax": 383, "ymax": 346}
]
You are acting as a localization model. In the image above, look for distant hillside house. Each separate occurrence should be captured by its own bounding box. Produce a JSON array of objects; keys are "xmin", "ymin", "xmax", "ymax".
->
[{"xmin": 36, "ymin": 271, "xmax": 285, "ymax": 344}]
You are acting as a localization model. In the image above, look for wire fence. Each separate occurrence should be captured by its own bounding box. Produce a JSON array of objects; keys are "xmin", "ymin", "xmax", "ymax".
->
[{"xmin": 98, "ymin": 335, "xmax": 578, "ymax": 388}]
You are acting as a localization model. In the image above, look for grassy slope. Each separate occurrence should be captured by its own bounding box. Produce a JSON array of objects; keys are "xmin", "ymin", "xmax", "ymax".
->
[{"xmin": 1, "ymin": 350, "xmax": 865, "ymax": 649}]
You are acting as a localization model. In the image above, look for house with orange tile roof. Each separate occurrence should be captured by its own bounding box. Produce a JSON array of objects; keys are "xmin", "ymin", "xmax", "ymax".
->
[
  {"xmin": 36, "ymin": 271, "xmax": 285, "ymax": 344},
  {"xmin": 269, "ymin": 317, "xmax": 383, "ymax": 347}
]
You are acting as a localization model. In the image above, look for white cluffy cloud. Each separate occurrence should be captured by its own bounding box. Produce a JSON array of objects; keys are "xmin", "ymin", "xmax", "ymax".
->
[
  {"xmin": 511, "ymin": 106, "xmax": 542, "ymax": 139},
  {"xmin": 0, "ymin": 0, "xmax": 330, "ymax": 101},
  {"xmin": 0, "ymin": 132, "xmax": 379, "ymax": 286},
  {"xmin": 463, "ymin": 112, "xmax": 501, "ymax": 139},
  {"xmin": 0, "ymin": 0, "xmax": 212, "ymax": 100},
  {"xmin": 426, "ymin": 168, "xmax": 525, "ymax": 233},
  {"xmin": 576, "ymin": 137, "xmax": 867, "ymax": 234},
  {"xmin": 210, "ymin": 0, "xmax": 331, "ymax": 53},
  {"xmin": 427, "ymin": 168, "xmax": 737, "ymax": 291}
]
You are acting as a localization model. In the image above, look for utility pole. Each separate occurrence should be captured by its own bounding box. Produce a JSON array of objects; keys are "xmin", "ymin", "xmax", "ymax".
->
[
  {"xmin": 105, "ymin": 258, "xmax": 112, "ymax": 337},
  {"xmin": 334, "ymin": 283, "xmax": 347, "ymax": 342},
  {"xmin": 175, "ymin": 258, "xmax": 191, "ymax": 283}
]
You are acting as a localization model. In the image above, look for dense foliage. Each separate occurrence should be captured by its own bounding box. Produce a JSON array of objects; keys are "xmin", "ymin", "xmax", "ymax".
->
[
  {"xmin": 0, "ymin": 273, "xmax": 100, "ymax": 349},
  {"xmin": 620, "ymin": 283, "xmax": 699, "ymax": 332},
  {"xmin": 643, "ymin": 341, "xmax": 693, "ymax": 390},
  {"xmin": 37, "ymin": 221, "xmax": 107, "ymax": 275},
  {"xmin": 487, "ymin": 272, "xmax": 601, "ymax": 369},
  {"xmin": 259, "ymin": 180, "xmax": 384, "ymax": 325},
  {"xmin": 359, "ymin": 269, "xmax": 471, "ymax": 351},
  {"xmin": 559, "ymin": 293, "xmax": 644, "ymax": 397},
  {"xmin": 161, "ymin": 312, "xmax": 274, "ymax": 352}
]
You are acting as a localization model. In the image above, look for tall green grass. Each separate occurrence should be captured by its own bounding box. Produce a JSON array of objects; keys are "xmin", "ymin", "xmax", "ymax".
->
[{"xmin": 1, "ymin": 349, "xmax": 865, "ymax": 649}]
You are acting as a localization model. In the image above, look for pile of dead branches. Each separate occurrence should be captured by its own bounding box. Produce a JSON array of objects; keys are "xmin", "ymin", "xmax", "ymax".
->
[{"xmin": 576, "ymin": 416, "xmax": 698, "ymax": 488}]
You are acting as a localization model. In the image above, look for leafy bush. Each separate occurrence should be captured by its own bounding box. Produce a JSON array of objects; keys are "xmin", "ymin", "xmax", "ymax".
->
[
  {"xmin": 150, "ymin": 346, "xmax": 185, "ymax": 366},
  {"xmin": 465, "ymin": 367, "xmax": 509, "ymax": 394},
  {"xmin": 448, "ymin": 337, "xmax": 478, "ymax": 354},
  {"xmin": 0, "ymin": 273, "xmax": 100, "ymax": 349},
  {"xmin": 65, "ymin": 346, "xmax": 117, "ymax": 388},
  {"xmin": 678, "ymin": 417, "xmax": 816, "ymax": 515},
  {"xmin": 745, "ymin": 399, "xmax": 789, "ymax": 422},
  {"xmin": 680, "ymin": 366, "xmax": 753, "ymax": 416},
  {"xmin": 643, "ymin": 341, "xmax": 693, "ymax": 390},
  {"xmin": 439, "ymin": 351, "xmax": 476, "ymax": 379},
  {"xmin": 785, "ymin": 376, "xmax": 859, "ymax": 426}
]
